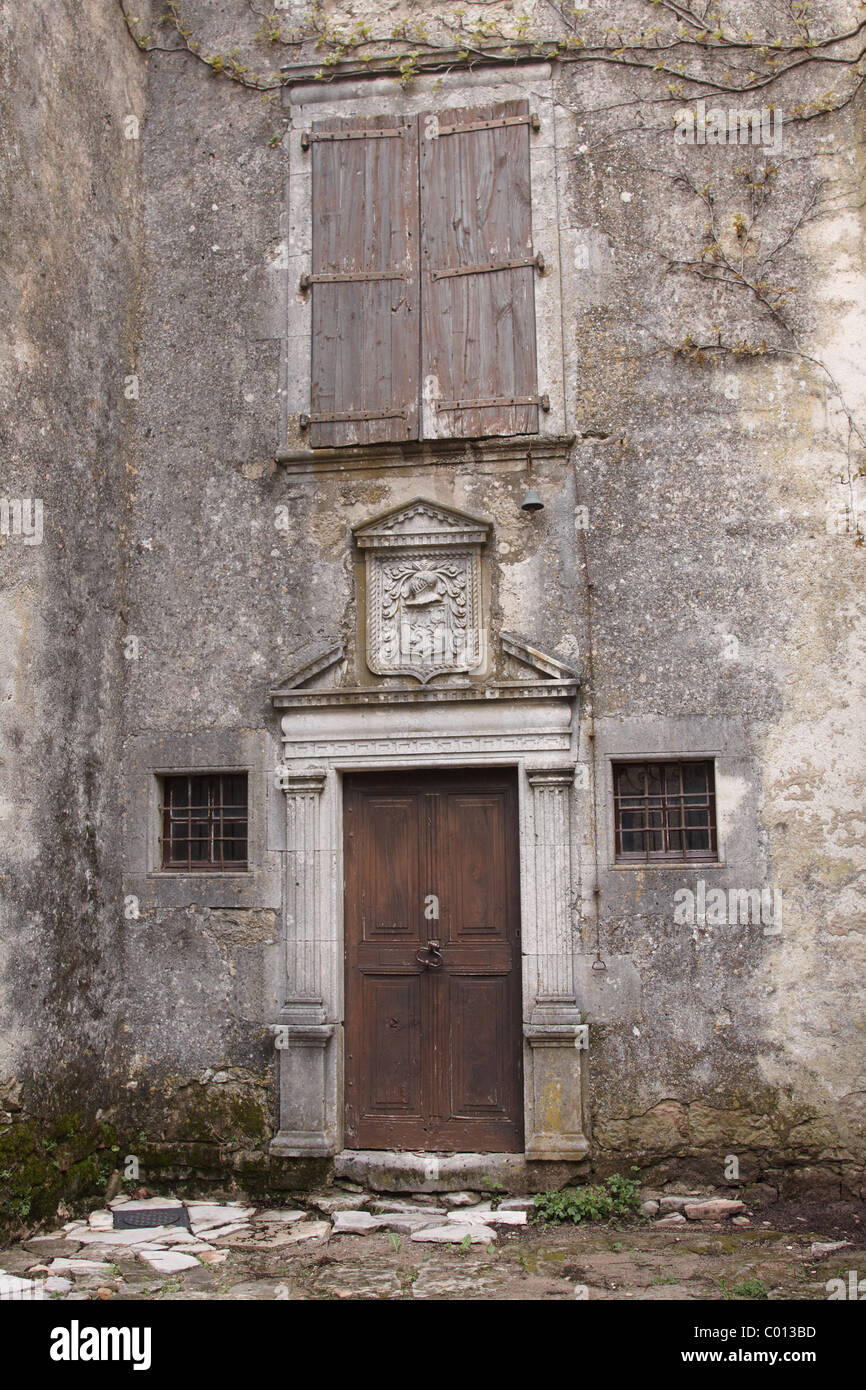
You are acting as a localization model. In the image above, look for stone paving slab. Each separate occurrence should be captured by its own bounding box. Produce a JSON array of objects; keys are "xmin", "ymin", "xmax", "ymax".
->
[
  {"xmin": 446, "ymin": 1209, "xmax": 526, "ymax": 1226},
  {"xmin": 410, "ymin": 1223, "xmax": 498, "ymax": 1244},
  {"xmin": 253, "ymin": 1210, "xmax": 308, "ymax": 1224},
  {"xmin": 6, "ymin": 1189, "xmax": 864, "ymax": 1302},
  {"xmin": 331, "ymin": 1211, "xmax": 389, "ymax": 1234}
]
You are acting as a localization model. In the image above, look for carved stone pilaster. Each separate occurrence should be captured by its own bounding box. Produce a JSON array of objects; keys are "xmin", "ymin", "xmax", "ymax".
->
[
  {"xmin": 523, "ymin": 767, "xmax": 589, "ymax": 1160},
  {"xmin": 271, "ymin": 771, "xmax": 337, "ymax": 1157},
  {"xmin": 281, "ymin": 771, "xmax": 327, "ymax": 1027}
]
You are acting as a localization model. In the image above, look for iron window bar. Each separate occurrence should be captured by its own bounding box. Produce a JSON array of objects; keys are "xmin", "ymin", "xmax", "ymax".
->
[
  {"xmin": 161, "ymin": 773, "xmax": 249, "ymax": 872},
  {"xmin": 299, "ymin": 115, "xmax": 539, "ymax": 150},
  {"xmin": 613, "ymin": 760, "xmax": 717, "ymax": 863}
]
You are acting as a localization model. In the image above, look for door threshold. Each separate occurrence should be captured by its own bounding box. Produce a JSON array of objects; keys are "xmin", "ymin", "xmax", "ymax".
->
[{"xmin": 336, "ymin": 1150, "xmax": 546, "ymax": 1194}]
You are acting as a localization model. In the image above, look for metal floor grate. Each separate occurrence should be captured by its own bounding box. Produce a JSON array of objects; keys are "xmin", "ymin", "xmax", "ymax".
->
[{"xmin": 113, "ymin": 1207, "xmax": 191, "ymax": 1230}]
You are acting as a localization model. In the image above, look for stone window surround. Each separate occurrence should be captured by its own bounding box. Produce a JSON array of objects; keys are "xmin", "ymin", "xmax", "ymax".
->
[
  {"xmin": 123, "ymin": 730, "xmax": 282, "ymax": 911},
  {"xmin": 281, "ymin": 62, "xmax": 568, "ymax": 447},
  {"xmin": 591, "ymin": 717, "xmax": 761, "ymax": 878},
  {"xmin": 268, "ymin": 689, "xmax": 590, "ymax": 1162},
  {"xmin": 606, "ymin": 754, "xmax": 722, "ymax": 870}
]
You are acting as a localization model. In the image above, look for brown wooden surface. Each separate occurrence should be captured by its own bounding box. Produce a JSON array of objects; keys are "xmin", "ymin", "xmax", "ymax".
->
[
  {"xmin": 419, "ymin": 100, "xmax": 539, "ymax": 439},
  {"xmin": 310, "ymin": 113, "xmax": 420, "ymax": 447},
  {"xmin": 344, "ymin": 769, "xmax": 523, "ymax": 1152}
]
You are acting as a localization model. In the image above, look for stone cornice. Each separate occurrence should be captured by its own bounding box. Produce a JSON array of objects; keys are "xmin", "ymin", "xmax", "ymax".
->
[
  {"xmin": 275, "ymin": 434, "xmax": 575, "ymax": 475},
  {"xmin": 270, "ymin": 680, "xmax": 578, "ymax": 710}
]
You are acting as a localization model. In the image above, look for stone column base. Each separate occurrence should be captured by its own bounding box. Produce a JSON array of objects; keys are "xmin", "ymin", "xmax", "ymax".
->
[
  {"xmin": 269, "ymin": 1022, "xmax": 336, "ymax": 1158},
  {"xmin": 523, "ymin": 1020, "xmax": 589, "ymax": 1161}
]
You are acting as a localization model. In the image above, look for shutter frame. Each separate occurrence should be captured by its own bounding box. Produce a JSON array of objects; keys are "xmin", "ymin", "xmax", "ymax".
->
[
  {"xmin": 419, "ymin": 99, "xmax": 541, "ymax": 440},
  {"xmin": 308, "ymin": 114, "xmax": 420, "ymax": 448}
]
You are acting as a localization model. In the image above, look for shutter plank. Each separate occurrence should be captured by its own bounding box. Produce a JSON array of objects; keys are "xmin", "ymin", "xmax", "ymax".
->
[
  {"xmin": 420, "ymin": 100, "xmax": 539, "ymax": 439},
  {"xmin": 310, "ymin": 114, "xmax": 419, "ymax": 447}
]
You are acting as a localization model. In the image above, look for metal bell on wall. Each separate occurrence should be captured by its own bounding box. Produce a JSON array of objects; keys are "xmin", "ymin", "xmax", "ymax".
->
[{"xmin": 521, "ymin": 447, "xmax": 544, "ymax": 512}]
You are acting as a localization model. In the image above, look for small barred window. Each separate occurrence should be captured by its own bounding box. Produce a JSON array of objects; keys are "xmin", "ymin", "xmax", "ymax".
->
[
  {"xmin": 161, "ymin": 773, "xmax": 248, "ymax": 872},
  {"xmin": 613, "ymin": 761, "xmax": 717, "ymax": 863}
]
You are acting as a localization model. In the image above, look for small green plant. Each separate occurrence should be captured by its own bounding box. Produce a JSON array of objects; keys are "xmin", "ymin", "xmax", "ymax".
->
[
  {"xmin": 716, "ymin": 1276, "xmax": 769, "ymax": 1300},
  {"xmin": 481, "ymin": 1177, "xmax": 506, "ymax": 1209},
  {"xmin": 458, "ymin": 1234, "xmax": 473, "ymax": 1253},
  {"xmin": 732, "ymin": 1278, "xmax": 770, "ymax": 1300},
  {"xmin": 387, "ymin": 1232, "xmax": 401, "ymax": 1254},
  {"xmin": 533, "ymin": 1173, "xmax": 643, "ymax": 1226},
  {"xmin": 400, "ymin": 1266, "xmax": 419, "ymax": 1289},
  {"xmin": 651, "ymin": 1274, "xmax": 679, "ymax": 1286}
]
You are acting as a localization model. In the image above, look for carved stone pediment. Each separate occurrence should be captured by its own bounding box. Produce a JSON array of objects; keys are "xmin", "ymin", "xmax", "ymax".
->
[
  {"xmin": 269, "ymin": 640, "xmax": 344, "ymax": 695},
  {"xmin": 353, "ymin": 499, "xmax": 490, "ymax": 685},
  {"xmin": 500, "ymin": 632, "xmax": 580, "ymax": 681}
]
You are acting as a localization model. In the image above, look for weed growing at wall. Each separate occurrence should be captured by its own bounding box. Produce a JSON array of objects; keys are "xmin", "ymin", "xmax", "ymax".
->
[{"xmin": 533, "ymin": 1172, "xmax": 644, "ymax": 1224}]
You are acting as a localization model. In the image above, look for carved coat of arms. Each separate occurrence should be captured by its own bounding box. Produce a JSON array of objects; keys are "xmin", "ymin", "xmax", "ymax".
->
[{"xmin": 353, "ymin": 499, "xmax": 490, "ymax": 683}]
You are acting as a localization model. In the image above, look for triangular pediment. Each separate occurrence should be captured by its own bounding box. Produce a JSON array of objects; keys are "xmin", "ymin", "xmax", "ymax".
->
[
  {"xmin": 353, "ymin": 497, "xmax": 490, "ymax": 550},
  {"xmin": 269, "ymin": 640, "xmax": 344, "ymax": 697},
  {"xmin": 500, "ymin": 632, "xmax": 580, "ymax": 681}
]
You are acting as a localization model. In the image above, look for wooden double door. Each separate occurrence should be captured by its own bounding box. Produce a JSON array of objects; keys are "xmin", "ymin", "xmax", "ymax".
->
[{"xmin": 344, "ymin": 769, "xmax": 523, "ymax": 1152}]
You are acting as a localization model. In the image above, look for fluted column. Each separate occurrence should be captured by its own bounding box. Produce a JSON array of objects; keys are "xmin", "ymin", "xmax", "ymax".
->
[
  {"xmin": 283, "ymin": 772, "xmax": 327, "ymax": 1025},
  {"xmin": 271, "ymin": 770, "xmax": 336, "ymax": 1157},
  {"xmin": 524, "ymin": 767, "xmax": 589, "ymax": 1160}
]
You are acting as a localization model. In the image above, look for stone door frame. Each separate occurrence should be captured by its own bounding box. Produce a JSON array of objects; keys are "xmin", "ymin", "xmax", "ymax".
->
[{"xmin": 269, "ymin": 687, "xmax": 589, "ymax": 1162}]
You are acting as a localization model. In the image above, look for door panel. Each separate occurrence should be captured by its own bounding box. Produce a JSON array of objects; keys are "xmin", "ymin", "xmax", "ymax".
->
[
  {"xmin": 360, "ymin": 976, "xmax": 421, "ymax": 1117},
  {"xmin": 344, "ymin": 769, "xmax": 522, "ymax": 1152}
]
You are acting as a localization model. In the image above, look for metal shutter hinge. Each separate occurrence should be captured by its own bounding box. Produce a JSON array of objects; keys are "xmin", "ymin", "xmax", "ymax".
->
[
  {"xmin": 299, "ymin": 271, "xmax": 408, "ymax": 291},
  {"xmin": 301, "ymin": 128, "xmax": 406, "ymax": 150},
  {"xmin": 435, "ymin": 393, "xmax": 550, "ymax": 413},
  {"xmin": 300, "ymin": 408, "xmax": 409, "ymax": 428},
  {"xmin": 435, "ymin": 113, "xmax": 541, "ymax": 137},
  {"xmin": 430, "ymin": 252, "xmax": 545, "ymax": 282}
]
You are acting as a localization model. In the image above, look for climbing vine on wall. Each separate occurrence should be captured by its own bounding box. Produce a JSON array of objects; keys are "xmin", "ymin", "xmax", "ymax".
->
[{"xmin": 118, "ymin": 0, "xmax": 866, "ymax": 526}]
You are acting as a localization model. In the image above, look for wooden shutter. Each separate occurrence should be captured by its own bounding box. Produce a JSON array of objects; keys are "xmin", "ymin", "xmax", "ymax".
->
[
  {"xmin": 419, "ymin": 100, "xmax": 542, "ymax": 439},
  {"xmin": 307, "ymin": 114, "xmax": 420, "ymax": 447}
]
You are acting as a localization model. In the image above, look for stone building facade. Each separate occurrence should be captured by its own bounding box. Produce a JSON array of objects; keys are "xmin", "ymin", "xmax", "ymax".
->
[{"xmin": 1, "ymin": 0, "xmax": 864, "ymax": 1215}]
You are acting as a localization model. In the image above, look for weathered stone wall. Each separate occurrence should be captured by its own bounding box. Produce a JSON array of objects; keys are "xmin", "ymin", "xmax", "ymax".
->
[
  {"xmin": 0, "ymin": 0, "xmax": 146, "ymax": 1224},
  {"xmin": 1, "ymin": 0, "xmax": 864, "ymax": 1216}
]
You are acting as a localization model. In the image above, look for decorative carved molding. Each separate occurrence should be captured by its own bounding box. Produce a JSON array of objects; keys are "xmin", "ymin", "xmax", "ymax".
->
[
  {"xmin": 353, "ymin": 497, "xmax": 490, "ymax": 550},
  {"xmin": 272, "ymin": 680, "xmax": 578, "ymax": 710},
  {"xmin": 353, "ymin": 498, "xmax": 491, "ymax": 683},
  {"xmin": 277, "ymin": 735, "xmax": 571, "ymax": 765}
]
